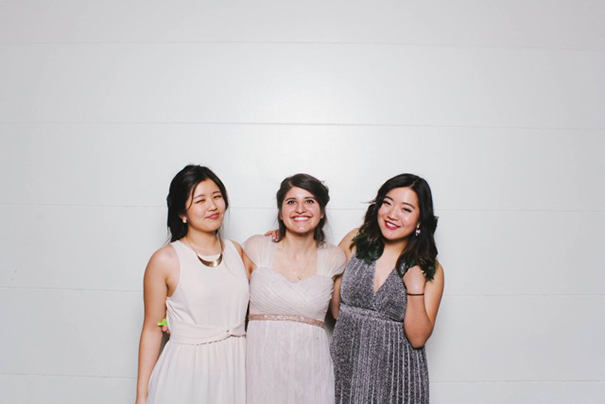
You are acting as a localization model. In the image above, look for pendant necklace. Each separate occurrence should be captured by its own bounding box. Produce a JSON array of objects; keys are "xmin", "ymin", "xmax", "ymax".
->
[{"xmin": 185, "ymin": 236, "xmax": 223, "ymax": 268}]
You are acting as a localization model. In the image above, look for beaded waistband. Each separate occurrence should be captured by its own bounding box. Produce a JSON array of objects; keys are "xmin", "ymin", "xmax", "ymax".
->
[{"xmin": 248, "ymin": 314, "xmax": 325, "ymax": 329}]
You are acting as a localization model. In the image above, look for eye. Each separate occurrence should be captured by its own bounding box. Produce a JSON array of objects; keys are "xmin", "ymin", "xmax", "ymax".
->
[
  {"xmin": 214, "ymin": 194, "xmax": 223, "ymax": 200},
  {"xmin": 403, "ymin": 208, "xmax": 412, "ymax": 213},
  {"xmin": 286, "ymin": 200, "xmax": 296, "ymax": 205},
  {"xmin": 383, "ymin": 200, "xmax": 392, "ymax": 206},
  {"xmin": 305, "ymin": 199, "xmax": 316, "ymax": 204},
  {"xmin": 196, "ymin": 199, "xmax": 206, "ymax": 204}
]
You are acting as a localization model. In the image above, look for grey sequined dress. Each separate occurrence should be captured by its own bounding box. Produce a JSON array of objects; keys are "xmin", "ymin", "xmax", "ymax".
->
[{"xmin": 331, "ymin": 256, "xmax": 429, "ymax": 404}]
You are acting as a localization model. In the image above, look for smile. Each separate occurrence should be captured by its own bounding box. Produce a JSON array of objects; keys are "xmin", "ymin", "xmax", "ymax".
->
[
  {"xmin": 207, "ymin": 213, "xmax": 220, "ymax": 220},
  {"xmin": 384, "ymin": 220, "xmax": 400, "ymax": 230},
  {"xmin": 292, "ymin": 216, "xmax": 311, "ymax": 221}
]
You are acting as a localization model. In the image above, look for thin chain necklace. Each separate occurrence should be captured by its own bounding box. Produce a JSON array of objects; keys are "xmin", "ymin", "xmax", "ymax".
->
[
  {"xmin": 282, "ymin": 245, "xmax": 317, "ymax": 280},
  {"xmin": 184, "ymin": 236, "xmax": 223, "ymax": 268}
]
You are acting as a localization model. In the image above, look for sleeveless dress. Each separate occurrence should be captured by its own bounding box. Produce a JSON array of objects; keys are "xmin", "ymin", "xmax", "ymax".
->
[
  {"xmin": 331, "ymin": 256, "xmax": 429, "ymax": 404},
  {"xmin": 146, "ymin": 240, "xmax": 249, "ymax": 404},
  {"xmin": 244, "ymin": 235, "xmax": 346, "ymax": 404}
]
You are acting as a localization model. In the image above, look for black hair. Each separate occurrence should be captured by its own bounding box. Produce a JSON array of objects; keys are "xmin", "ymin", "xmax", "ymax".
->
[
  {"xmin": 352, "ymin": 173, "xmax": 438, "ymax": 280},
  {"xmin": 166, "ymin": 165, "xmax": 229, "ymax": 242},
  {"xmin": 276, "ymin": 173, "xmax": 330, "ymax": 244}
]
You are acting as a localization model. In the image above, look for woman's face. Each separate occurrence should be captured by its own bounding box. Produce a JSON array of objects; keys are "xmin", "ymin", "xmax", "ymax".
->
[
  {"xmin": 280, "ymin": 186, "xmax": 323, "ymax": 237},
  {"xmin": 182, "ymin": 179, "xmax": 226, "ymax": 234},
  {"xmin": 377, "ymin": 186, "xmax": 420, "ymax": 242}
]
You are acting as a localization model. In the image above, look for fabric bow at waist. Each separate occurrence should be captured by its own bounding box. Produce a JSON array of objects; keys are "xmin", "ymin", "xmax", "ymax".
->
[{"xmin": 168, "ymin": 319, "xmax": 246, "ymax": 345}]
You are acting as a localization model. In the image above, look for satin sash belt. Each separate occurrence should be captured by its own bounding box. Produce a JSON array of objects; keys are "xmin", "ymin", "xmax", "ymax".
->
[
  {"xmin": 248, "ymin": 314, "xmax": 325, "ymax": 328},
  {"xmin": 169, "ymin": 319, "xmax": 246, "ymax": 345}
]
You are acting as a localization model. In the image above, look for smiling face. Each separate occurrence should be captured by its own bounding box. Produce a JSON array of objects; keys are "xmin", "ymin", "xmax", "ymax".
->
[
  {"xmin": 279, "ymin": 186, "xmax": 324, "ymax": 237},
  {"xmin": 377, "ymin": 186, "xmax": 421, "ymax": 242},
  {"xmin": 181, "ymin": 179, "xmax": 226, "ymax": 234}
]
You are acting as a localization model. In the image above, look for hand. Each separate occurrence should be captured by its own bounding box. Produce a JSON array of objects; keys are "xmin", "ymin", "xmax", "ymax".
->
[
  {"xmin": 264, "ymin": 229, "xmax": 281, "ymax": 242},
  {"xmin": 157, "ymin": 318, "xmax": 170, "ymax": 334},
  {"xmin": 402, "ymin": 265, "xmax": 427, "ymax": 295}
]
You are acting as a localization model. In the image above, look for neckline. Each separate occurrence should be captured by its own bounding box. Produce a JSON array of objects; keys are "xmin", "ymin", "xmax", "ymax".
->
[
  {"xmin": 176, "ymin": 239, "xmax": 226, "ymax": 259},
  {"xmin": 253, "ymin": 266, "xmax": 328, "ymax": 284},
  {"xmin": 267, "ymin": 238, "xmax": 322, "ymax": 282},
  {"xmin": 370, "ymin": 260, "xmax": 397, "ymax": 296}
]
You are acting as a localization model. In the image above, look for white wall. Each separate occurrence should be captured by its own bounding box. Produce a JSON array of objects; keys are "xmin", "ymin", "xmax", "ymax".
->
[{"xmin": 1, "ymin": 1, "xmax": 604, "ymax": 403}]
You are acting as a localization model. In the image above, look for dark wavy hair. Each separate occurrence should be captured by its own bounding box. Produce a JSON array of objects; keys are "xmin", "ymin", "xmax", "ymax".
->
[
  {"xmin": 276, "ymin": 173, "xmax": 330, "ymax": 244},
  {"xmin": 166, "ymin": 165, "xmax": 229, "ymax": 242},
  {"xmin": 352, "ymin": 173, "xmax": 438, "ymax": 280}
]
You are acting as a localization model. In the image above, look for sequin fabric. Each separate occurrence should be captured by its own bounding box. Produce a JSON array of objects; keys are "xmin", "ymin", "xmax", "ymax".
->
[{"xmin": 331, "ymin": 256, "xmax": 429, "ymax": 404}]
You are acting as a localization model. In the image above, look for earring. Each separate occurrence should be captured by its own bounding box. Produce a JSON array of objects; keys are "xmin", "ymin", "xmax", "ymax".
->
[
  {"xmin": 182, "ymin": 218, "xmax": 187, "ymax": 224},
  {"xmin": 415, "ymin": 225, "xmax": 421, "ymax": 237}
]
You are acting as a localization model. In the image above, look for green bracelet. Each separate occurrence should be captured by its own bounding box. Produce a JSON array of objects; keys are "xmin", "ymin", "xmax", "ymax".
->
[{"xmin": 157, "ymin": 318, "xmax": 167, "ymax": 326}]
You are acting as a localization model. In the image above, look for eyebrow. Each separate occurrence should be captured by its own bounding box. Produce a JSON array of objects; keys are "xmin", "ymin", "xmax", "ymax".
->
[
  {"xmin": 285, "ymin": 196, "xmax": 317, "ymax": 201},
  {"xmin": 193, "ymin": 191, "xmax": 221, "ymax": 200}
]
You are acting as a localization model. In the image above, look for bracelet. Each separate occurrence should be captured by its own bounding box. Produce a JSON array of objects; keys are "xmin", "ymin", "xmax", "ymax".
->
[{"xmin": 407, "ymin": 293, "xmax": 424, "ymax": 296}]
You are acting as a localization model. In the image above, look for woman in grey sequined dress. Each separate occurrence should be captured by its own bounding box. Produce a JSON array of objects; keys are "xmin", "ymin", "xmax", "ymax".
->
[{"xmin": 331, "ymin": 174, "xmax": 445, "ymax": 404}]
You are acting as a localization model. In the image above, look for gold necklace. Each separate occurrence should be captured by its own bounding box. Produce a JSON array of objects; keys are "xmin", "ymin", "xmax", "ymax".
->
[
  {"xmin": 184, "ymin": 236, "xmax": 223, "ymax": 268},
  {"xmin": 283, "ymin": 246, "xmax": 317, "ymax": 280}
]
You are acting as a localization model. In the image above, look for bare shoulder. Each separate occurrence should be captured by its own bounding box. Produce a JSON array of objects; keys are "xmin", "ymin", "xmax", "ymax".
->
[
  {"xmin": 146, "ymin": 244, "xmax": 179, "ymax": 277},
  {"xmin": 338, "ymin": 228, "xmax": 359, "ymax": 261},
  {"xmin": 434, "ymin": 261, "xmax": 444, "ymax": 279}
]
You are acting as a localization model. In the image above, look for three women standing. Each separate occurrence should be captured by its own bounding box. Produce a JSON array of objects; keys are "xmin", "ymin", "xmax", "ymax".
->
[{"xmin": 136, "ymin": 167, "xmax": 443, "ymax": 404}]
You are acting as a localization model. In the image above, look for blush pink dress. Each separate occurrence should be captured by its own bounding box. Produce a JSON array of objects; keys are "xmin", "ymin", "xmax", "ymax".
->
[{"xmin": 244, "ymin": 235, "xmax": 346, "ymax": 404}]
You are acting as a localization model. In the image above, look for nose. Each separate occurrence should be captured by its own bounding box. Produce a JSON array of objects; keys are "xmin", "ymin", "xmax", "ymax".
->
[
  {"xmin": 207, "ymin": 199, "xmax": 217, "ymax": 211},
  {"xmin": 295, "ymin": 201, "xmax": 305, "ymax": 213}
]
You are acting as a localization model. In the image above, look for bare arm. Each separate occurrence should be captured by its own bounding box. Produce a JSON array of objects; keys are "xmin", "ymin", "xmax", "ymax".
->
[
  {"xmin": 330, "ymin": 229, "xmax": 359, "ymax": 319},
  {"xmin": 402, "ymin": 262, "xmax": 444, "ymax": 348},
  {"xmin": 135, "ymin": 247, "xmax": 177, "ymax": 404}
]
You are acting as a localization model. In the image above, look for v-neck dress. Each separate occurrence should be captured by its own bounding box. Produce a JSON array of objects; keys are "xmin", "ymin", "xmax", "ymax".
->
[
  {"xmin": 331, "ymin": 256, "xmax": 429, "ymax": 404},
  {"xmin": 244, "ymin": 235, "xmax": 346, "ymax": 404}
]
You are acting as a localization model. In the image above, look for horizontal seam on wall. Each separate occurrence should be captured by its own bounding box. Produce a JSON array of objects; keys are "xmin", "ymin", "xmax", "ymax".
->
[
  {"xmin": 432, "ymin": 379, "xmax": 603, "ymax": 384},
  {"xmin": 0, "ymin": 121, "xmax": 603, "ymax": 131},
  {"xmin": 0, "ymin": 372, "xmax": 135, "ymax": 380},
  {"xmin": 0, "ymin": 40, "xmax": 603, "ymax": 52},
  {"xmin": 0, "ymin": 203, "xmax": 603, "ymax": 214}
]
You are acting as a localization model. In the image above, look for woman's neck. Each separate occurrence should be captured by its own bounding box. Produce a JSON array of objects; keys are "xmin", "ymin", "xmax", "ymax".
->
[
  {"xmin": 383, "ymin": 237, "xmax": 407, "ymax": 256},
  {"xmin": 184, "ymin": 230, "xmax": 222, "ymax": 254},
  {"xmin": 280, "ymin": 231, "xmax": 317, "ymax": 256}
]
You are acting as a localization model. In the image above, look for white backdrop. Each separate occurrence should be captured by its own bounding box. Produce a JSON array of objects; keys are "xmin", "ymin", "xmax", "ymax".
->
[{"xmin": 1, "ymin": 1, "xmax": 604, "ymax": 403}]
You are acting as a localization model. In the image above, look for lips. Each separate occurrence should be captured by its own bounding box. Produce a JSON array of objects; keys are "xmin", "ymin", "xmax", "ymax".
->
[
  {"xmin": 384, "ymin": 220, "xmax": 400, "ymax": 230},
  {"xmin": 206, "ymin": 213, "xmax": 220, "ymax": 220},
  {"xmin": 292, "ymin": 216, "xmax": 311, "ymax": 222}
]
